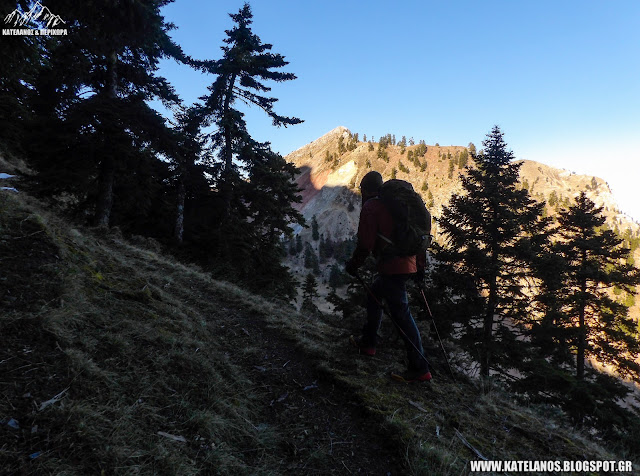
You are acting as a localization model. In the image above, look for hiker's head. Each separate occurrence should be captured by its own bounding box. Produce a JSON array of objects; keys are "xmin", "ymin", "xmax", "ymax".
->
[{"xmin": 360, "ymin": 171, "xmax": 382, "ymax": 202}]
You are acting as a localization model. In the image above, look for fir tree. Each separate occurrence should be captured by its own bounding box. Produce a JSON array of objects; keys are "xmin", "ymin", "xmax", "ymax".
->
[
  {"xmin": 197, "ymin": 3, "xmax": 304, "ymax": 295},
  {"xmin": 556, "ymin": 193, "xmax": 640, "ymax": 382},
  {"xmin": 338, "ymin": 135, "xmax": 346, "ymax": 154},
  {"xmin": 399, "ymin": 135, "xmax": 407, "ymax": 154},
  {"xmin": 296, "ymin": 234, "xmax": 303, "ymax": 254},
  {"xmin": 521, "ymin": 194, "xmax": 640, "ymax": 432},
  {"xmin": 318, "ymin": 234, "xmax": 327, "ymax": 263},
  {"xmin": 311, "ymin": 215, "xmax": 320, "ymax": 240},
  {"xmin": 26, "ymin": 0, "xmax": 186, "ymax": 227},
  {"xmin": 304, "ymin": 242, "xmax": 320, "ymax": 274},
  {"xmin": 437, "ymin": 126, "xmax": 544, "ymax": 377},
  {"xmin": 415, "ymin": 143, "xmax": 427, "ymax": 156},
  {"xmin": 459, "ymin": 149, "xmax": 469, "ymax": 168},
  {"xmin": 301, "ymin": 273, "xmax": 320, "ymax": 314},
  {"xmin": 319, "ymin": 233, "xmax": 335, "ymax": 263},
  {"xmin": 199, "ymin": 2, "xmax": 302, "ymax": 216}
]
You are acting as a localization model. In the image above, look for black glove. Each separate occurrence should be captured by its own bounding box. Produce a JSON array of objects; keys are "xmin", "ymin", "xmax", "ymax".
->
[
  {"xmin": 413, "ymin": 267, "xmax": 425, "ymax": 284},
  {"xmin": 345, "ymin": 259, "xmax": 358, "ymax": 277}
]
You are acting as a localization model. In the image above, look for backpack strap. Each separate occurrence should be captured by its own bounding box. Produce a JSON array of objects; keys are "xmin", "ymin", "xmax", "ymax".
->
[{"xmin": 377, "ymin": 232, "xmax": 393, "ymax": 245}]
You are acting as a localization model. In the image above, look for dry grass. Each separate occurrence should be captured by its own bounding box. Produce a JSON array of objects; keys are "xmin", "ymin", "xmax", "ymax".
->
[
  {"xmin": 1, "ymin": 189, "xmax": 638, "ymax": 475},
  {"xmin": 0, "ymin": 192, "xmax": 284, "ymax": 474}
]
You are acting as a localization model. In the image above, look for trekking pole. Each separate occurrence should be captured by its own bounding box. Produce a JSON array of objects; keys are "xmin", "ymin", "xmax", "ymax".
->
[
  {"xmin": 417, "ymin": 287, "xmax": 456, "ymax": 381},
  {"xmin": 353, "ymin": 272, "xmax": 432, "ymax": 370}
]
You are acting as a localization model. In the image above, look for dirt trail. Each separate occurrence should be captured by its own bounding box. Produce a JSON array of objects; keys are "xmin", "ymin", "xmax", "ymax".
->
[{"xmin": 238, "ymin": 318, "xmax": 402, "ymax": 474}]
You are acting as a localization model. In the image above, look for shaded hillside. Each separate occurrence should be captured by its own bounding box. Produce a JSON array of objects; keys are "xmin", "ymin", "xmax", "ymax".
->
[
  {"xmin": 0, "ymin": 190, "xmax": 404, "ymax": 474},
  {"xmin": 2, "ymin": 184, "xmax": 638, "ymax": 474}
]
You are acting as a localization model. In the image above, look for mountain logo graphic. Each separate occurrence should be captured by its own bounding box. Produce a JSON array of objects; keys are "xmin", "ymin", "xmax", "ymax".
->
[
  {"xmin": 4, "ymin": 2, "xmax": 65, "ymax": 27},
  {"xmin": 3, "ymin": 2, "xmax": 67, "ymax": 35}
]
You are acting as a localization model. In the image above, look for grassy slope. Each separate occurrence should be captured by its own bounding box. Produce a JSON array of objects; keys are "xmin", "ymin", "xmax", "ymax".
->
[{"xmin": 1, "ymin": 190, "xmax": 637, "ymax": 475}]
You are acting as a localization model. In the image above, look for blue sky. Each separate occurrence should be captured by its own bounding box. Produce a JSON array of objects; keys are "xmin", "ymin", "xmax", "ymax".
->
[{"xmin": 156, "ymin": 0, "xmax": 640, "ymax": 222}]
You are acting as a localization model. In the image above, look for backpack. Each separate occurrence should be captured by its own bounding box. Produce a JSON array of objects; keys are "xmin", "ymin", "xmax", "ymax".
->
[{"xmin": 378, "ymin": 179, "xmax": 432, "ymax": 257}]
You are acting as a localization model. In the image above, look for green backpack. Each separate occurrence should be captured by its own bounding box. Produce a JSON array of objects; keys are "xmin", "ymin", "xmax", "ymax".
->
[{"xmin": 378, "ymin": 179, "xmax": 432, "ymax": 257}]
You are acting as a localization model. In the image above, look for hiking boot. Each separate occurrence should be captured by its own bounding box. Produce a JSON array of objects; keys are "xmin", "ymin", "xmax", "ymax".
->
[
  {"xmin": 349, "ymin": 335, "xmax": 376, "ymax": 356},
  {"xmin": 391, "ymin": 370, "xmax": 432, "ymax": 383}
]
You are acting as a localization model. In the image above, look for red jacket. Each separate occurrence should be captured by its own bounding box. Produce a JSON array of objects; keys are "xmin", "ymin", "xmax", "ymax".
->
[{"xmin": 351, "ymin": 197, "xmax": 425, "ymax": 275}]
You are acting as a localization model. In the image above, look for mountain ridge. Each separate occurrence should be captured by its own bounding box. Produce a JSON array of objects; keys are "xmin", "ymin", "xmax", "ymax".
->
[
  {"xmin": 284, "ymin": 126, "xmax": 640, "ymax": 317},
  {"xmin": 285, "ymin": 126, "xmax": 639, "ymax": 243}
]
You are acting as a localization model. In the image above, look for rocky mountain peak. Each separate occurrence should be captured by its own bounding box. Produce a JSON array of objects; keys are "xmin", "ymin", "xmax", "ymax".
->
[{"xmin": 287, "ymin": 127, "xmax": 639, "ymax": 239}]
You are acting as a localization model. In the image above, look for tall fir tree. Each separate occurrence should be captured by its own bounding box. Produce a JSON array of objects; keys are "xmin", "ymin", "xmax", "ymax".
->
[
  {"xmin": 557, "ymin": 193, "xmax": 640, "ymax": 382},
  {"xmin": 25, "ymin": 0, "xmax": 186, "ymax": 228},
  {"xmin": 200, "ymin": 2, "xmax": 302, "ymax": 214},
  {"xmin": 198, "ymin": 3, "xmax": 304, "ymax": 296},
  {"xmin": 437, "ymin": 126, "xmax": 544, "ymax": 378},
  {"xmin": 520, "ymin": 193, "xmax": 640, "ymax": 433}
]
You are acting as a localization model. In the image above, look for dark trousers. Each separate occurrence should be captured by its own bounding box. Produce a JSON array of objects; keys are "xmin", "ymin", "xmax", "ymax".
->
[{"xmin": 362, "ymin": 274, "xmax": 428, "ymax": 372}]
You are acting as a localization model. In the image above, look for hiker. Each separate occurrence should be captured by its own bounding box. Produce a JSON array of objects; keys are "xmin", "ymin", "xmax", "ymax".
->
[{"xmin": 345, "ymin": 171, "xmax": 432, "ymax": 383}]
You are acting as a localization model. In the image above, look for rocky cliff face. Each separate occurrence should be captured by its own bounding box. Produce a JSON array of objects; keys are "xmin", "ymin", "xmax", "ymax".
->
[{"xmin": 288, "ymin": 127, "xmax": 361, "ymax": 242}]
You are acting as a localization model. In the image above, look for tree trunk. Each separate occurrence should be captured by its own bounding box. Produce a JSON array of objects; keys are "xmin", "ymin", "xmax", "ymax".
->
[
  {"xmin": 481, "ymin": 275, "xmax": 497, "ymax": 378},
  {"xmin": 94, "ymin": 50, "xmax": 118, "ymax": 227},
  {"xmin": 576, "ymin": 278, "xmax": 588, "ymax": 381},
  {"xmin": 481, "ymin": 214, "xmax": 500, "ymax": 379},
  {"xmin": 221, "ymin": 72, "xmax": 237, "ymax": 218},
  {"xmin": 95, "ymin": 155, "xmax": 115, "ymax": 227},
  {"xmin": 174, "ymin": 176, "xmax": 185, "ymax": 243}
]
